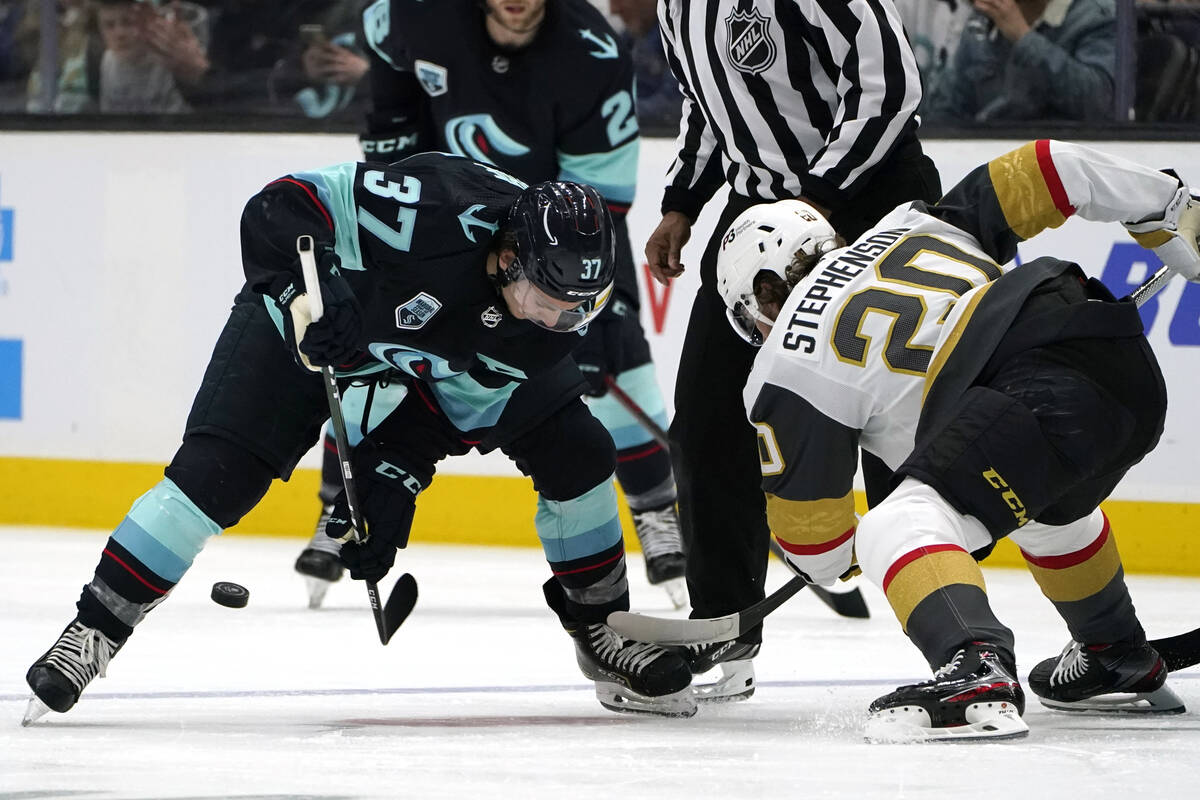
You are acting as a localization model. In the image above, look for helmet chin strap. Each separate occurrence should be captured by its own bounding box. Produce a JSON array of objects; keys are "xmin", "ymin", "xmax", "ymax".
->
[{"xmin": 488, "ymin": 252, "xmax": 524, "ymax": 292}]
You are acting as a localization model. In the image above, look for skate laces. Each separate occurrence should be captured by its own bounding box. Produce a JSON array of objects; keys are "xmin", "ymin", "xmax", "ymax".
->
[
  {"xmin": 1050, "ymin": 641, "xmax": 1090, "ymax": 686},
  {"xmin": 587, "ymin": 625, "xmax": 664, "ymax": 674},
  {"xmin": 46, "ymin": 622, "xmax": 118, "ymax": 688},
  {"xmin": 632, "ymin": 507, "xmax": 684, "ymax": 559},
  {"xmin": 932, "ymin": 649, "xmax": 966, "ymax": 680}
]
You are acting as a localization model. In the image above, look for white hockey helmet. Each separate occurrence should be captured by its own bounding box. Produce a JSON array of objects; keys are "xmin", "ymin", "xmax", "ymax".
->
[{"xmin": 715, "ymin": 199, "xmax": 839, "ymax": 345}]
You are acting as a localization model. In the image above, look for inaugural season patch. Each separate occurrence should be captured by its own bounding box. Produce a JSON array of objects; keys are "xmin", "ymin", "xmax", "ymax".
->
[
  {"xmin": 725, "ymin": 7, "xmax": 776, "ymax": 75},
  {"xmin": 395, "ymin": 292, "xmax": 442, "ymax": 330},
  {"xmin": 414, "ymin": 59, "xmax": 448, "ymax": 96}
]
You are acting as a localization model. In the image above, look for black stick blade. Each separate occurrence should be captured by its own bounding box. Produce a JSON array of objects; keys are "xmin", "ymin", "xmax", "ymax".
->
[
  {"xmin": 381, "ymin": 573, "xmax": 419, "ymax": 645},
  {"xmin": 1151, "ymin": 626, "xmax": 1200, "ymax": 672},
  {"xmin": 810, "ymin": 585, "xmax": 871, "ymax": 619}
]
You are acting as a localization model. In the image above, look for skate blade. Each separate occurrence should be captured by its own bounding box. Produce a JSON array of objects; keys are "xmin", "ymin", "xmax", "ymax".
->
[
  {"xmin": 658, "ymin": 577, "xmax": 688, "ymax": 610},
  {"xmin": 864, "ymin": 701, "xmax": 1028, "ymax": 743},
  {"xmin": 594, "ymin": 683, "xmax": 698, "ymax": 718},
  {"xmin": 21, "ymin": 696, "xmax": 52, "ymax": 726},
  {"xmin": 693, "ymin": 659, "xmax": 755, "ymax": 703},
  {"xmin": 304, "ymin": 577, "xmax": 332, "ymax": 610},
  {"xmin": 1037, "ymin": 683, "xmax": 1186, "ymax": 715}
]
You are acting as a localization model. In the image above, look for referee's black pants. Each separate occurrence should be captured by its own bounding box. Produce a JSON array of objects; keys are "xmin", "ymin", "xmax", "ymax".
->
[{"xmin": 670, "ymin": 141, "xmax": 942, "ymax": 642}]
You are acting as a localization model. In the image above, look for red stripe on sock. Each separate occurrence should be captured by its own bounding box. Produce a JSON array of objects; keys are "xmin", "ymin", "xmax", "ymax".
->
[
  {"xmin": 1021, "ymin": 514, "xmax": 1111, "ymax": 569},
  {"xmin": 1035, "ymin": 139, "xmax": 1075, "ymax": 219},
  {"xmin": 552, "ymin": 549, "xmax": 625, "ymax": 576},
  {"xmin": 617, "ymin": 442, "xmax": 663, "ymax": 463},
  {"xmin": 881, "ymin": 544, "xmax": 966, "ymax": 594},
  {"xmin": 102, "ymin": 548, "xmax": 168, "ymax": 595}
]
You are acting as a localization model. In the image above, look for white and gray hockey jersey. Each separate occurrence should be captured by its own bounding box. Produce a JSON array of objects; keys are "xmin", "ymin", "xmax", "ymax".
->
[{"xmin": 743, "ymin": 139, "xmax": 1186, "ymax": 583}]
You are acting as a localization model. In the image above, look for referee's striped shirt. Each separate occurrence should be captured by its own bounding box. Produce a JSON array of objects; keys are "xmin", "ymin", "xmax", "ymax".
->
[{"xmin": 657, "ymin": 0, "xmax": 923, "ymax": 218}]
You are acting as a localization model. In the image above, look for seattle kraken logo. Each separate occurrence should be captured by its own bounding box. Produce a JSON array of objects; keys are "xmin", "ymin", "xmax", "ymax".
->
[
  {"xmin": 725, "ymin": 8, "xmax": 776, "ymax": 75},
  {"xmin": 444, "ymin": 114, "xmax": 531, "ymax": 165}
]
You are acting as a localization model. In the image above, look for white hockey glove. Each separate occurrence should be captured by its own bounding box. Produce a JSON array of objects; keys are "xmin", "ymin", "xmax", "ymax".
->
[{"xmin": 1125, "ymin": 183, "xmax": 1200, "ymax": 281}]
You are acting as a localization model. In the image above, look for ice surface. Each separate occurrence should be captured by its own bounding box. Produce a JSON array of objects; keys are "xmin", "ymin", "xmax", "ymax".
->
[{"xmin": 3, "ymin": 526, "xmax": 1200, "ymax": 799}]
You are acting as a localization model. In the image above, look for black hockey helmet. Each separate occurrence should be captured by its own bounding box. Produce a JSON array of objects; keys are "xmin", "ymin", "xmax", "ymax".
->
[{"xmin": 498, "ymin": 181, "xmax": 616, "ymax": 331}]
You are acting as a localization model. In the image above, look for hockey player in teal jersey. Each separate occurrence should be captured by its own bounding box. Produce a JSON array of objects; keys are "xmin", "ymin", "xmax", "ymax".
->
[
  {"xmin": 714, "ymin": 140, "xmax": 1200, "ymax": 740},
  {"xmin": 23, "ymin": 153, "xmax": 696, "ymax": 725},
  {"xmin": 294, "ymin": 0, "xmax": 687, "ymax": 609}
]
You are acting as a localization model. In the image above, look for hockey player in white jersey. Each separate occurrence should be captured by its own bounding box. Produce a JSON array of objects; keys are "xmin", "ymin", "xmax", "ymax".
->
[{"xmin": 715, "ymin": 139, "xmax": 1200, "ymax": 741}]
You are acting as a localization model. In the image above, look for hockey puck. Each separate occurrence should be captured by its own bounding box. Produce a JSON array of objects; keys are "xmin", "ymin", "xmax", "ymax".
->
[{"xmin": 211, "ymin": 581, "xmax": 249, "ymax": 609}]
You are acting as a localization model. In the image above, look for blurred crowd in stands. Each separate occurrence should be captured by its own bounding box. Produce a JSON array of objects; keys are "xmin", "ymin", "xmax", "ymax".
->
[{"xmin": 0, "ymin": 0, "xmax": 1197, "ymax": 129}]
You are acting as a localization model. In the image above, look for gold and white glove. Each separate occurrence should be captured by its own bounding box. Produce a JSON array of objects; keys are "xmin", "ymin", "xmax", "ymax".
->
[{"xmin": 1126, "ymin": 184, "xmax": 1200, "ymax": 281}]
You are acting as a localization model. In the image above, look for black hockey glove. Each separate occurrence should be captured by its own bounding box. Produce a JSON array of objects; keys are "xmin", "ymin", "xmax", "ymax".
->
[
  {"xmin": 270, "ymin": 247, "xmax": 363, "ymax": 370},
  {"xmin": 324, "ymin": 441, "xmax": 429, "ymax": 583},
  {"xmin": 573, "ymin": 297, "xmax": 630, "ymax": 397},
  {"xmin": 359, "ymin": 111, "xmax": 423, "ymax": 160}
]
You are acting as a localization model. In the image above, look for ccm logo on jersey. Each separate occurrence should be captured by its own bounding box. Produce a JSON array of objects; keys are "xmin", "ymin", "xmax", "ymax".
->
[
  {"xmin": 982, "ymin": 467, "xmax": 1029, "ymax": 527},
  {"xmin": 395, "ymin": 292, "xmax": 443, "ymax": 330}
]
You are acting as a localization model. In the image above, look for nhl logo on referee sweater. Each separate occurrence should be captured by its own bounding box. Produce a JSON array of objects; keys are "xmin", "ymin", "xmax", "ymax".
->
[
  {"xmin": 395, "ymin": 292, "xmax": 442, "ymax": 330},
  {"xmin": 725, "ymin": 8, "xmax": 776, "ymax": 75}
]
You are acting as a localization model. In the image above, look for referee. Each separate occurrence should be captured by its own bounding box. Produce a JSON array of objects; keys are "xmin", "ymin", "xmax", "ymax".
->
[{"xmin": 645, "ymin": 0, "xmax": 942, "ymax": 698}]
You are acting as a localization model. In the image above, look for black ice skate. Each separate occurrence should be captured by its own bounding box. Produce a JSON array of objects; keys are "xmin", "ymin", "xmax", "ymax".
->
[
  {"xmin": 865, "ymin": 642, "xmax": 1028, "ymax": 742},
  {"xmin": 294, "ymin": 504, "xmax": 344, "ymax": 609},
  {"xmin": 23, "ymin": 618, "xmax": 123, "ymax": 725},
  {"xmin": 675, "ymin": 639, "xmax": 760, "ymax": 702},
  {"xmin": 631, "ymin": 505, "xmax": 687, "ymax": 609},
  {"xmin": 1029, "ymin": 639, "xmax": 1184, "ymax": 714},
  {"xmin": 569, "ymin": 622, "xmax": 697, "ymax": 717},
  {"xmin": 543, "ymin": 577, "xmax": 695, "ymax": 716}
]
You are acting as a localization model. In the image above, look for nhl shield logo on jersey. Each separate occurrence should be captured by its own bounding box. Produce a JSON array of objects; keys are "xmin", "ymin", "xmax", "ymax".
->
[
  {"xmin": 395, "ymin": 292, "xmax": 443, "ymax": 330},
  {"xmin": 480, "ymin": 305, "xmax": 503, "ymax": 328},
  {"xmin": 725, "ymin": 7, "xmax": 777, "ymax": 75},
  {"xmin": 414, "ymin": 59, "xmax": 448, "ymax": 96}
]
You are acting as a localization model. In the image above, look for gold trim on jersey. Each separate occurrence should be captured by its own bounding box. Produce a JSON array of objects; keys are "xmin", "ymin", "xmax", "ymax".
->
[
  {"xmin": 988, "ymin": 142, "xmax": 1069, "ymax": 240},
  {"xmin": 884, "ymin": 548, "xmax": 986, "ymax": 630},
  {"xmin": 767, "ymin": 492, "xmax": 856, "ymax": 552},
  {"xmin": 755, "ymin": 421, "xmax": 786, "ymax": 476},
  {"xmin": 922, "ymin": 283, "xmax": 993, "ymax": 403}
]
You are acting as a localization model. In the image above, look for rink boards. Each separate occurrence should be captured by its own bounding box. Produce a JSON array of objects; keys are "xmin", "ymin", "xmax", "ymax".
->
[{"xmin": 0, "ymin": 134, "xmax": 1198, "ymax": 572}]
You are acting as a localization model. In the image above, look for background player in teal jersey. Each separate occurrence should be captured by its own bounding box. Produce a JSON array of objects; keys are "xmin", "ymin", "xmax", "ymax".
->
[
  {"xmin": 293, "ymin": 0, "xmax": 688, "ymax": 609},
  {"xmin": 23, "ymin": 153, "xmax": 696, "ymax": 724}
]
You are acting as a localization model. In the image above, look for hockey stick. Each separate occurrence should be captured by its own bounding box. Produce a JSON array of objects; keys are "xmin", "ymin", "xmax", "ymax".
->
[
  {"xmin": 1150, "ymin": 626, "xmax": 1200, "ymax": 671},
  {"xmin": 603, "ymin": 375, "xmax": 871, "ymax": 619},
  {"xmin": 603, "ymin": 375, "xmax": 670, "ymax": 449},
  {"xmin": 604, "ymin": 374, "xmax": 871, "ymax": 619},
  {"xmin": 297, "ymin": 235, "xmax": 417, "ymax": 645},
  {"xmin": 609, "ymin": 264, "xmax": 1183, "ymax": 647}
]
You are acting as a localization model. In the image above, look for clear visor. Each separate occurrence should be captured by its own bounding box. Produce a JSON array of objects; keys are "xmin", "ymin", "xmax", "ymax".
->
[
  {"xmin": 509, "ymin": 279, "xmax": 613, "ymax": 332},
  {"xmin": 726, "ymin": 299, "xmax": 765, "ymax": 346}
]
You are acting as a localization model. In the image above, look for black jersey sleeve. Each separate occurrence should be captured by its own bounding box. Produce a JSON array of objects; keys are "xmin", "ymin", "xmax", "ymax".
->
[
  {"xmin": 749, "ymin": 381, "xmax": 860, "ymax": 583},
  {"xmin": 360, "ymin": 0, "xmax": 431, "ymax": 159},
  {"xmin": 240, "ymin": 176, "xmax": 337, "ymax": 295},
  {"xmin": 750, "ymin": 382, "xmax": 859, "ymax": 504},
  {"xmin": 552, "ymin": 2, "xmax": 640, "ymax": 209}
]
